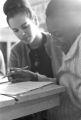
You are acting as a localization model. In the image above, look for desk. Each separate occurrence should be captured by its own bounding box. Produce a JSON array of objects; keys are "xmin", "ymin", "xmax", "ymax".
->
[{"xmin": 0, "ymin": 82, "xmax": 65, "ymax": 120}]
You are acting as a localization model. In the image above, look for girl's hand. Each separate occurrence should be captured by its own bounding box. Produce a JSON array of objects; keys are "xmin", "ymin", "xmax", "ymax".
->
[{"xmin": 8, "ymin": 69, "xmax": 36, "ymax": 83}]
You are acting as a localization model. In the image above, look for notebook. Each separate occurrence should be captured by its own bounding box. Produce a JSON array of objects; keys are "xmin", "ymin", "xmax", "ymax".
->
[{"xmin": 0, "ymin": 81, "xmax": 53, "ymax": 96}]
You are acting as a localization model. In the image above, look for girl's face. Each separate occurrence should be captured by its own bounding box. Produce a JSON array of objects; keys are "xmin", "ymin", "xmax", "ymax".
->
[{"xmin": 8, "ymin": 12, "xmax": 37, "ymax": 44}]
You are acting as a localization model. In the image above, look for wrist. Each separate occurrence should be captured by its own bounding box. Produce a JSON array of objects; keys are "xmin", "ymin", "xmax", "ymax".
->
[
  {"xmin": 56, "ymin": 71, "xmax": 69, "ymax": 84},
  {"xmin": 31, "ymin": 73, "xmax": 38, "ymax": 81}
]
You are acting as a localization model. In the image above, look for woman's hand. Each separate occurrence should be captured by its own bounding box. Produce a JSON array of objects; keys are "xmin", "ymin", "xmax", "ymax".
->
[{"xmin": 8, "ymin": 68, "xmax": 37, "ymax": 83}]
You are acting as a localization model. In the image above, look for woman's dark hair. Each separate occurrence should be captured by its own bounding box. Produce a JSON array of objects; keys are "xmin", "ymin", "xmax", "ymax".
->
[{"xmin": 3, "ymin": 0, "xmax": 38, "ymax": 24}]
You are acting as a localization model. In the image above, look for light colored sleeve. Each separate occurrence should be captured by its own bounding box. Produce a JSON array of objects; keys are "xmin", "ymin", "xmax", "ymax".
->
[
  {"xmin": 0, "ymin": 50, "xmax": 5, "ymax": 75},
  {"xmin": 59, "ymin": 35, "xmax": 81, "ymax": 108}
]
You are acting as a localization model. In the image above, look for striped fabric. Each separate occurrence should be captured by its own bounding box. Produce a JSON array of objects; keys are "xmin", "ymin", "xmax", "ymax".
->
[
  {"xmin": 52, "ymin": 33, "xmax": 81, "ymax": 120},
  {"xmin": 51, "ymin": 93, "xmax": 81, "ymax": 120}
]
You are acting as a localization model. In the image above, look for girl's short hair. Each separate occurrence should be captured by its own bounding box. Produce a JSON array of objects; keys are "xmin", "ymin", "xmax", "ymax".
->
[{"xmin": 3, "ymin": 0, "xmax": 38, "ymax": 24}]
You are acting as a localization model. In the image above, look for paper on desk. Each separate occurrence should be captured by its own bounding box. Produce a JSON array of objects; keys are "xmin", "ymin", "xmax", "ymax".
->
[
  {"xmin": 0, "ymin": 77, "xmax": 8, "ymax": 83},
  {"xmin": 0, "ymin": 81, "xmax": 53, "ymax": 96},
  {"xmin": 0, "ymin": 95, "xmax": 15, "ymax": 108}
]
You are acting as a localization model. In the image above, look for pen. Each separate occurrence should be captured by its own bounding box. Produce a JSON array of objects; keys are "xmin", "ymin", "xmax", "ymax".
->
[
  {"xmin": 10, "ymin": 66, "xmax": 29, "ymax": 71},
  {"xmin": 1, "ymin": 66, "xmax": 29, "ymax": 79}
]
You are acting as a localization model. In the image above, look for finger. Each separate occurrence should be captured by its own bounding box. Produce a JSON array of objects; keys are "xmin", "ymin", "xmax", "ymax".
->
[
  {"xmin": 11, "ymin": 78, "xmax": 30, "ymax": 83},
  {"xmin": 8, "ymin": 76, "xmax": 13, "ymax": 82},
  {"xmin": 7, "ymin": 70, "xmax": 33, "ymax": 79},
  {"xmin": 10, "ymin": 68, "xmax": 21, "ymax": 72},
  {"xmin": 7, "ymin": 70, "xmax": 16, "ymax": 77}
]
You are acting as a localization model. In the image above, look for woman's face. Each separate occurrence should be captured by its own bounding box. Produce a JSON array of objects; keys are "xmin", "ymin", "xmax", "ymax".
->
[{"xmin": 8, "ymin": 12, "xmax": 37, "ymax": 44}]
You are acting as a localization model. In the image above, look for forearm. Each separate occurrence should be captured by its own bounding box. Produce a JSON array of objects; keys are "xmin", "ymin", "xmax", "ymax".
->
[{"xmin": 36, "ymin": 73, "xmax": 56, "ymax": 83}]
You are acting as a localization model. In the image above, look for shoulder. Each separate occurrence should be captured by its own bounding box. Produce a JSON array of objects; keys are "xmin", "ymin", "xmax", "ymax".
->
[
  {"xmin": 42, "ymin": 32, "xmax": 53, "ymax": 47},
  {"xmin": 64, "ymin": 33, "xmax": 81, "ymax": 61},
  {"xmin": 11, "ymin": 41, "xmax": 29, "ymax": 54},
  {"xmin": 42, "ymin": 32, "xmax": 53, "ymax": 56},
  {"xmin": 11, "ymin": 41, "xmax": 24, "ymax": 50}
]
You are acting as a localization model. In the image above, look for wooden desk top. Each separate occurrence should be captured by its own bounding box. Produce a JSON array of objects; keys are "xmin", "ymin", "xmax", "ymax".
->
[
  {"xmin": 0, "ymin": 82, "xmax": 65, "ymax": 108},
  {"xmin": 18, "ymin": 83, "xmax": 65, "ymax": 103},
  {"xmin": 0, "ymin": 82, "xmax": 65, "ymax": 120},
  {"xmin": 0, "ymin": 95, "xmax": 15, "ymax": 108}
]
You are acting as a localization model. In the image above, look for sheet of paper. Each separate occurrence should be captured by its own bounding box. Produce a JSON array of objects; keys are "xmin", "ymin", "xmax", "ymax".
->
[
  {"xmin": 0, "ymin": 81, "xmax": 53, "ymax": 95},
  {"xmin": 0, "ymin": 77, "xmax": 8, "ymax": 83},
  {"xmin": 0, "ymin": 95, "xmax": 15, "ymax": 108}
]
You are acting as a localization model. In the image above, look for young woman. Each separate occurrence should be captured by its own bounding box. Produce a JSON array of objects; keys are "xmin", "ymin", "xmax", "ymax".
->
[
  {"xmin": 3, "ymin": 0, "xmax": 61, "ymax": 120},
  {"xmin": 3, "ymin": 0, "xmax": 61, "ymax": 83}
]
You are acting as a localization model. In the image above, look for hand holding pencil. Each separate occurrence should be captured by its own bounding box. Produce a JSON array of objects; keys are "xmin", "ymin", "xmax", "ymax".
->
[
  {"xmin": 2, "ymin": 66, "xmax": 29, "ymax": 79},
  {"xmin": 3, "ymin": 66, "xmax": 38, "ymax": 83}
]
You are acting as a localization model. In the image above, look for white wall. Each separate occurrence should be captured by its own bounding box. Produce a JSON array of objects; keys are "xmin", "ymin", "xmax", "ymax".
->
[{"xmin": 0, "ymin": 0, "xmax": 8, "ymax": 28}]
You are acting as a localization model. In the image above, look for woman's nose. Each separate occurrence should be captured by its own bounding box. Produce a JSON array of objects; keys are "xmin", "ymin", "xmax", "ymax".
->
[
  {"xmin": 19, "ymin": 30, "xmax": 25, "ymax": 36},
  {"xmin": 18, "ymin": 30, "xmax": 26, "ymax": 40}
]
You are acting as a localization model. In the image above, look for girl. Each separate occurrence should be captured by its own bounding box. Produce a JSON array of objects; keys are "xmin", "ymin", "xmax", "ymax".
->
[{"xmin": 3, "ymin": 0, "xmax": 61, "ymax": 83}]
